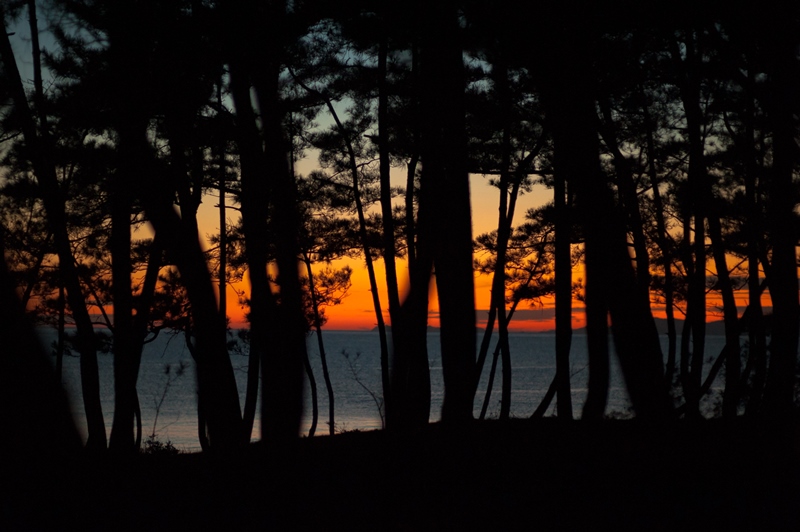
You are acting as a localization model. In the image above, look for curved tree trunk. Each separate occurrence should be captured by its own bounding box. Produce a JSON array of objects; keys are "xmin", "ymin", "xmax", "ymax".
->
[
  {"xmin": 303, "ymin": 348, "xmax": 319, "ymax": 437},
  {"xmin": 325, "ymin": 99, "xmax": 393, "ymax": 426},
  {"xmin": 0, "ymin": 15, "xmax": 106, "ymax": 450},
  {"xmin": 304, "ymin": 256, "xmax": 336, "ymax": 435}
]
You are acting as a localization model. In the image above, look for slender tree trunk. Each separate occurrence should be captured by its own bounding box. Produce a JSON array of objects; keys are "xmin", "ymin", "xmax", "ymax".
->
[
  {"xmin": 676, "ymin": 290, "xmax": 768, "ymax": 416},
  {"xmin": 495, "ymin": 59, "xmax": 514, "ymax": 421},
  {"xmin": 405, "ymin": 157, "xmax": 419, "ymax": 267},
  {"xmin": 581, "ymin": 259, "xmax": 611, "ymax": 421},
  {"xmin": 479, "ymin": 302, "xmax": 524, "ymax": 419},
  {"xmin": 326, "ymin": 100, "xmax": 393, "ymax": 424},
  {"xmin": 377, "ymin": 33, "xmax": 405, "ymax": 428},
  {"xmin": 108, "ymin": 148, "xmax": 136, "ymax": 453},
  {"xmin": 531, "ymin": 372, "xmax": 559, "ymax": 419},
  {"xmin": 56, "ymin": 284, "xmax": 65, "ymax": 383},
  {"xmin": 598, "ymin": 99, "xmax": 651, "ymax": 300},
  {"xmin": 473, "ymin": 57, "xmax": 516, "ymax": 420},
  {"xmin": 218, "ymin": 88, "xmax": 228, "ymax": 328},
  {"xmin": 131, "ymin": 235, "xmax": 163, "ymax": 450},
  {"xmin": 227, "ymin": 61, "xmax": 267, "ymax": 445},
  {"xmin": 473, "ymin": 138, "xmax": 546, "ymax": 404},
  {"xmin": 378, "ymin": 34, "xmax": 401, "ymax": 329},
  {"xmin": 476, "ymin": 306, "xmax": 499, "ymax": 395},
  {"xmin": 643, "ymin": 101, "xmax": 677, "ymax": 387},
  {"xmin": 304, "ymin": 256, "xmax": 336, "ymax": 435},
  {"xmin": 27, "ymin": 1, "xmax": 43, "ymax": 120},
  {"xmin": 291, "ymin": 70, "xmax": 393, "ymax": 424},
  {"xmin": 678, "ymin": 209, "xmax": 697, "ymax": 413},
  {"xmin": 672, "ymin": 33, "xmax": 707, "ymax": 419},
  {"xmin": 480, "ymin": 340, "xmax": 501, "ymax": 419},
  {"xmin": 688, "ymin": 146, "xmax": 707, "ymax": 419},
  {"xmin": 707, "ymin": 213, "xmax": 741, "ymax": 417},
  {"xmin": 20, "ymin": 242, "xmax": 49, "ymax": 309},
  {"xmin": 677, "ymin": 40, "xmax": 741, "ymax": 417},
  {"xmin": 742, "ymin": 71, "xmax": 767, "ymax": 416},
  {"xmin": 303, "ymin": 348, "xmax": 318, "ymax": 437},
  {"xmin": 554, "ymin": 140, "xmax": 573, "ymax": 420},
  {"xmin": 0, "ymin": 14, "xmax": 106, "ymax": 450}
]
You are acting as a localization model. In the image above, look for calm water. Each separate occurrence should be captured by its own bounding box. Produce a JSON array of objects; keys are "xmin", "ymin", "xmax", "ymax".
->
[{"xmin": 37, "ymin": 328, "xmax": 727, "ymax": 452}]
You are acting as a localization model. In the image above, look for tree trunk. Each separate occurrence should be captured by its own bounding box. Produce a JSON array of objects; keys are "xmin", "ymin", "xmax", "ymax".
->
[
  {"xmin": 554, "ymin": 155, "xmax": 574, "ymax": 420},
  {"xmin": 671, "ymin": 33, "xmax": 707, "ymax": 419},
  {"xmin": 218, "ymin": 84, "xmax": 228, "ymax": 328},
  {"xmin": 324, "ymin": 98, "xmax": 392, "ymax": 426},
  {"xmin": 305, "ymin": 256, "xmax": 336, "ymax": 435},
  {"xmin": 545, "ymin": 72, "xmax": 609, "ymax": 422},
  {"xmin": 419, "ymin": 1, "xmax": 476, "ymax": 423},
  {"xmin": 252, "ymin": 1, "xmax": 307, "ymax": 441},
  {"xmin": 392, "ymin": 215, "xmax": 433, "ymax": 431},
  {"xmin": 643, "ymin": 100, "xmax": 677, "ymax": 387},
  {"xmin": 761, "ymin": 27, "xmax": 800, "ymax": 420},
  {"xmin": 0, "ymin": 14, "xmax": 106, "ymax": 450},
  {"xmin": 496, "ymin": 59, "xmax": 514, "ymax": 421},
  {"xmin": 707, "ymin": 212, "xmax": 741, "ymax": 418},
  {"xmin": 106, "ymin": 12, "xmax": 143, "ymax": 451},
  {"xmin": 303, "ymin": 347, "xmax": 318, "ymax": 437},
  {"xmin": 479, "ymin": 340, "xmax": 501, "ymax": 419},
  {"xmin": 131, "ymin": 235, "xmax": 164, "ymax": 450},
  {"xmin": 228, "ymin": 60, "xmax": 267, "ymax": 445},
  {"xmin": 390, "ymin": 38, "xmax": 432, "ymax": 431},
  {"xmin": 56, "ymin": 284, "xmax": 65, "ymax": 383},
  {"xmin": 378, "ymin": 33, "xmax": 402, "ymax": 331},
  {"xmin": 597, "ymin": 99, "xmax": 651, "ymax": 300},
  {"xmin": 545, "ymin": 23, "xmax": 671, "ymax": 421},
  {"xmin": 1, "ymin": 234, "xmax": 83, "ymax": 455},
  {"xmin": 676, "ymin": 36, "xmax": 742, "ymax": 416},
  {"xmin": 108, "ymin": 140, "xmax": 136, "ymax": 453},
  {"xmin": 742, "ymin": 70, "xmax": 767, "ymax": 416},
  {"xmin": 144, "ymin": 183, "xmax": 244, "ymax": 450}
]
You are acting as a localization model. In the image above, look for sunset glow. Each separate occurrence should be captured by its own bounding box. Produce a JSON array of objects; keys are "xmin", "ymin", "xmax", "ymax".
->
[
  {"xmin": 200, "ymin": 173, "xmax": 781, "ymax": 333},
  {"xmin": 206, "ymin": 173, "xmax": 563, "ymax": 331}
]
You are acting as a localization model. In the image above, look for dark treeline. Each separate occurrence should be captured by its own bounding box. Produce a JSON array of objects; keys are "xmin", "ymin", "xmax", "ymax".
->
[{"xmin": 1, "ymin": 0, "xmax": 799, "ymax": 460}]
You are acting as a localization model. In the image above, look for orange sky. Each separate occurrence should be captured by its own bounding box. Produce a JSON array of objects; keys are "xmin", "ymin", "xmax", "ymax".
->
[
  {"xmin": 199, "ymin": 173, "xmax": 558, "ymax": 331},
  {"xmin": 195, "ymin": 171, "xmax": 780, "ymax": 333}
]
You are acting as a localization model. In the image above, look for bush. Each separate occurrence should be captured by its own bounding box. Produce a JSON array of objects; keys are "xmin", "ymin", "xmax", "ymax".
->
[{"xmin": 142, "ymin": 434, "xmax": 179, "ymax": 456}]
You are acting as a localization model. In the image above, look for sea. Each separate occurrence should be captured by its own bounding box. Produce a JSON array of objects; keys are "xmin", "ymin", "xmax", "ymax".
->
[{"xmin": 36, "ymin": 328, "xmax": 728, "ymax": 452}]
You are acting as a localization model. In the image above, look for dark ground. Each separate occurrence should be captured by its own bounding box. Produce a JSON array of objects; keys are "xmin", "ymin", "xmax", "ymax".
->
[{"xmin": 4, "ymin": 418, "xmax": 799, "ymax": 531}]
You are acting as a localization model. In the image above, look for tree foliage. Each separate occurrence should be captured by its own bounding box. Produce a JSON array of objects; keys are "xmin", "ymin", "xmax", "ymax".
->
[{"xmin": 0, "ymin": 1, "xmax": 798, "ymax": 456}]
